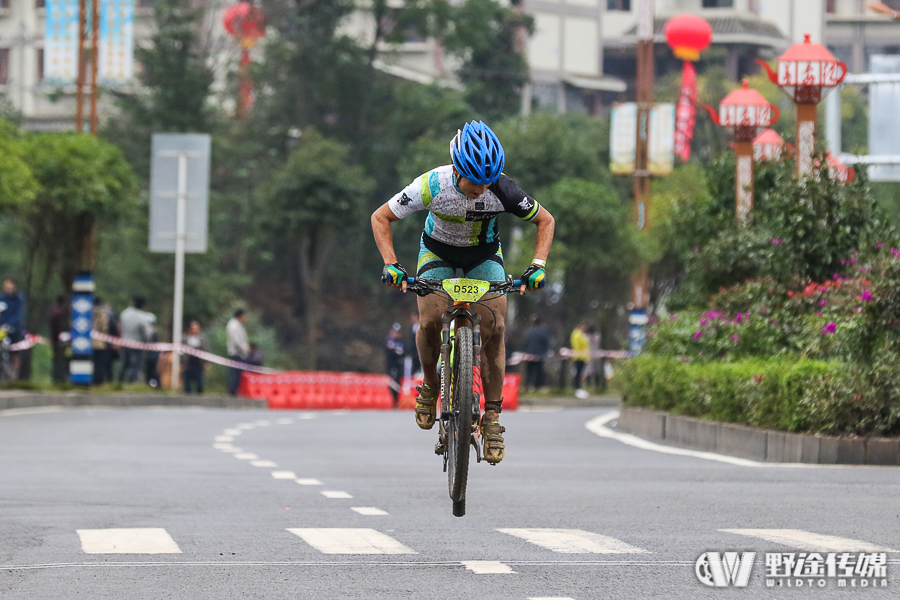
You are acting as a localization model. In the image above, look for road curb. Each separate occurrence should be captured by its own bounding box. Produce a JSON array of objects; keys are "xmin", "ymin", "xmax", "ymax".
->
[
  {"xmin": 0, "ymin": 392, "xmax": 264, "ymax": 411},
  {"xmin": 615, "ymin": 406, "xmax": 900, "ymax": 465}
]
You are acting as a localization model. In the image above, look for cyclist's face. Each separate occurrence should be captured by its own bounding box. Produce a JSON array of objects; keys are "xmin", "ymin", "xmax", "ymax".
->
[{"xmin": 456, "ymin": 174, "xmax": 489, "ymax": 199}]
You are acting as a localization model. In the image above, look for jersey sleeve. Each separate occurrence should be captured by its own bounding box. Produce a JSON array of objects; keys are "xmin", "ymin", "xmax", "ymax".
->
[
  {"xmin": 490, "ymin": 174, "xmax": 542, "ymax": 221},
  {"xmin": 387, "ymin": 173, "xmax": 428, "ymax": 219}
]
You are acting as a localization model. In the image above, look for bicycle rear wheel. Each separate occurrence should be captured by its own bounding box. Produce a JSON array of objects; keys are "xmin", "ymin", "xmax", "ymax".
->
[{"xmin": 447, "ymin": 325, "xmax": 474, "ymax": 517}]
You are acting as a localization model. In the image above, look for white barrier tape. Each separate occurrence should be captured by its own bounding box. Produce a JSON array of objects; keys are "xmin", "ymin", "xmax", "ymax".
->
[
  {"xmin": 508, "ymin": 349, "xmax": 632, "ymax": 366},
  {"xmin": 89, "ymin": 332, "xmax": 280, "ymax": 374}
]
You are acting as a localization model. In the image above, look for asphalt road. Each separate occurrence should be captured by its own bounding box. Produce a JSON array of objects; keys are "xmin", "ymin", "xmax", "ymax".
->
[{"xmin": 0, "ymin": 405, "xmax": 898, "ymax": 599}]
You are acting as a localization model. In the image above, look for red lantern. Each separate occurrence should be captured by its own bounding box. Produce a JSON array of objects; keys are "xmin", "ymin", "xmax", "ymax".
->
[
  {"xmin": 223, "ymin": 2, "xmax": 266, "ymax": 119},
  {"xmin": 664, "ymin": 15, "xmax": 713, "ymax": 62},
  {"xmin": 664, "ymin": 15, "xmax": 713, "ymax": 162}
]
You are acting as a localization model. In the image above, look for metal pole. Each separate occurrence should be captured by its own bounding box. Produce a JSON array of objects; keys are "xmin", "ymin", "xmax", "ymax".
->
[
  {"xmin": 76, "ymin": 0, "xmax": 86, "ymax": 131},
  {"xmin": 826, "ymin": 86, "xmax": 842, "ymax": 156},
  {"xmin": 89, "ymin": 0, "xmax": 99, "ymax": 133},
  {"xmin": 632, "ymin": 0, "xmax": 654, "ymax": 308},
  {"xmin": 735, "ymin": 140, "xmax": 754, "ymax": 221},
  {"xmin": 171, "ymin": 153, "xmax": 188, "ymax": 391}
]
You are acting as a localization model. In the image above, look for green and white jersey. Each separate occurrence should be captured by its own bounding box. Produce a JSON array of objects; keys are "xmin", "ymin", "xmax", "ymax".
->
[{"xmin": 387, "ymin": 165, "xmax": 541, "ymax": 247}]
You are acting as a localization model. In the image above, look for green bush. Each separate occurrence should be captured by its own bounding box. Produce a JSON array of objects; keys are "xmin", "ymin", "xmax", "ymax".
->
[{"xmin": 620, "ymin": 355, "xmax": 898, "ymax": 436}]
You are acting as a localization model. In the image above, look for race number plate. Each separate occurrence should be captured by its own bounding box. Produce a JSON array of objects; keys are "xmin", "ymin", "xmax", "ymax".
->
[{"xmin": 442, "ymin": 278, "xmax": 490, "ymax": 302}]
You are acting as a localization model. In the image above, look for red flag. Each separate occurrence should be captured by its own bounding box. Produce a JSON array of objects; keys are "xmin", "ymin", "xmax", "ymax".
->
[{"xmin": 674, "ymin": 61, "xmax": 697, "ymax": 162}]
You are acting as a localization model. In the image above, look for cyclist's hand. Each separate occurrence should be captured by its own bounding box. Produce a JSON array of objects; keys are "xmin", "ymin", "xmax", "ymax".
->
[
  {"xmin": 382, "ymin": 262, "xmax": 408, "ymax": 292},
  {"xmin": 520, "ymin": 263, "xmax": 546, "ymax": 295}
]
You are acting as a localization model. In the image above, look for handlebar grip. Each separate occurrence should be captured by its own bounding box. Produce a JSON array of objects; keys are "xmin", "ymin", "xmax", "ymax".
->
[
  {"xmin": 512, "ymin": 280, "xmax": 522, "ymax": 286},
  {"xmin": 381, "ymin": 274, "xmax": 391, "ymax": 284}
]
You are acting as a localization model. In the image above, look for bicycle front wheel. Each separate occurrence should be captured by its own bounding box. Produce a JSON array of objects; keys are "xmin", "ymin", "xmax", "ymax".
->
[{"xmin": 447, "ymin": 325, "xmax": 474, "ymax": 517}]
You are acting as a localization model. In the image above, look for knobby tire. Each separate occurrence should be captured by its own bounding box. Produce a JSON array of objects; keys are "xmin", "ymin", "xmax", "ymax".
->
[{"xmin": 447, "ymin": 325, "xmax": 474, "ymax": 517}]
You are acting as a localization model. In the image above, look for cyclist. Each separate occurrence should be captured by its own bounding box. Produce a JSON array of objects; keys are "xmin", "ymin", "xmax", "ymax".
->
[{"xmin": 371, "ymin": 120, "xmax": 555, "ymax": 464}]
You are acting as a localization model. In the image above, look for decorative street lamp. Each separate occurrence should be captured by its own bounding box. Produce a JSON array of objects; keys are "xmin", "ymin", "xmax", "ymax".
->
[
  {"xmin": 703, "ymin": 81, "xmax": 780, "ymax": 221},
  {"xmin": 757, "ymin": 34, "xmax": 847, "ymax": 177},
  {"xmin": 753, "ymin": 129, "xmax": 786, "ymax": 162}
]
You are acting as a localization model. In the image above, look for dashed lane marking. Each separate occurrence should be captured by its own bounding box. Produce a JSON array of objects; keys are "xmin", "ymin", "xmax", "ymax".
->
[
  {"xmin": 76, "ymin": 528, "xmax": 182, "ymax": 555},
  {"xmin": 351, "ymin": 507, "xmax": 388, "ymax": 516},
  {"xmin": 498, "ymin": 529, "xmax": 649, "ymax": 555},
  {"xmin": 721, "ymin": 529, "xmax": 899, "ymax": 553},
  {"xmin": 287, "ymin": 528, "xmax": 416, "ymax": 555},
  {"xmin": 271, "ymin": 471, "xmax": 297, "ymax": 479},
  {"xmin": 234, "ymin": 453, "xmax": 259, "ymax": 460},
  {"xmin": 461, "ymin": 560, "xmax": 516, "ymax": 574},
  {"xmin": 214, "ymin": 435, "xmax": 233, "ymax": 442},
  {"xmin": 295, "ymin": 478, "xmax": 323, "ymax": 486},
  {"xmin": 250, "ymin": 460, "xmax": 277, "ymax": 468},
  {"xmin": 321, "ymin": 491, "xmax": 353, "ymax": 499},
  {"xmin": 223, "ymin": 429, "xmax": 242, "ymax": 436}
]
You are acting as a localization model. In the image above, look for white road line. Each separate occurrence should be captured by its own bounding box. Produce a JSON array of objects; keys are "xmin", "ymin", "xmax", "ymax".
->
[
  {"xmin": 250, "ymin": 461, "xmax": 277, "ymax": 468},
  {"xmin": 275, "ymin": 419, "xmax": 294, "ymax": 425},
  {"xmin": 234, "ymin": 453, "xmax": 259, "ymax": 460},
  {"xmin": 271, "ymin": 471, "xmax": 297, "ymax": 479},
  {"xmin": 254, "ymin": 420, "xmax": 272, "ymax": 426},
  {"xmin": 498, "ymin": 529, "xmax": 648, "ymax": 554},
  {"xmin": 214, "ymin": 435, "xmax": 233, "ymax": 443},
  {"xmin": 295, "ymin": 479, "xmax": 323, "ymax": 486},
  {"xmin": 287, "ymin": 528, "xmax": 416, "ymax": 555},
  {"xmin": 461, "ymin": 560, "xmax": 515, "ymax": 574},
  {"xmin": 215, "ymin": 446, "xmax": 241, "ymax": 453},
  {"xmin": 76, "ymin": 528, "xmax": 182, "ymax": 555},
  {"xmin": 0, "ymin": 406, "xmax": 64, "ymax": 418},
  {"xmin": 321, "ymin": 491, "xmax": 353, "ymax": 499},
  {"xmin": 223, "ymin": 429, "xmax": 242, "ymax": 436},
  {"xmin": 351, "ymin": 507, "xmax": 388, "ymax": 516},
  {"xmin": 585, "ymin": 412, "xmax": 838, "ymax": 469},
  {"xmin": 518, "ymin": 406, "xmax": 563, "ymax": 413},
  {"xmin": 721, "ymin": 529, "xmax": 899, "ymax": 553},
  {"xmin": 236, "ymin": 424, "xmax": 255, "ymax": 429}
]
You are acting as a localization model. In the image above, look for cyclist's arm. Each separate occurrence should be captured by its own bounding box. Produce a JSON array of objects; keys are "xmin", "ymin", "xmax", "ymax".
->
[
  {"xmin": 371, "ymin": 202, "xmax": 408, "ymax": 292},
  {"xmin": 530, "ymin": 206, "xmax": 555, "ymax": 264}
]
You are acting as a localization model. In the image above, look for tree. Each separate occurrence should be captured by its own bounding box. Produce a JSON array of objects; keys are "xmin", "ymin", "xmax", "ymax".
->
[
  {"xmin": 258, "ymin": 131, "xmax": 374, "ymax": 368},
  {"xmin": 0, "ymin": 120, "xmax": 38, "ymax": 210},
  {"xmin": 20, "ymin": 133, "xmax": 137, "ymax": 293}
]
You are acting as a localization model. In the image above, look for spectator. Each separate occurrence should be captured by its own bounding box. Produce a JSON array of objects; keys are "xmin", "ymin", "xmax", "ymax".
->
[
  {"xmin": 118, "ymin": 295, "xmax": 150, "ymax": 383},
  {"xmin": 49, "ymin": 295, "xmax": 68, "ymax": 384},
  {"xmin": 104, "ymin": 299, "xmax": 119, "ymax": 383},
  {"xmin": 0, "ymin": 277, "xmax": 27, "ymax": 378},
  {"xmin": 143, "ymin": 314, "xmax": 161, "ymax": 387},
  {"xmin": 570, "ymin": 322, "xmax": 590, "ymax": 399},
  {"xmin": 226, "ymin": 309, "xmax": 249, "ymax": 395},
  {"xmin": 245, "ymin": 342, "xmax": 263, "ymax": 367},
  {"xmin": 182, "ymin": 320, "xmax": 208, "ymax": 394},
  {"xmin": 91, "ymin": 296, "xmax": 112, "ymax": 385},
  {"xmin": 584, "ymin": 324, "xmax": 606, "ymax": 392},
  {"xmin": 521, "ymin": 314, "xmax": 551, "ymax": 390},
  {"xmin": 385, "ymin": 323, "xmax": 404, "ymax": 407}
]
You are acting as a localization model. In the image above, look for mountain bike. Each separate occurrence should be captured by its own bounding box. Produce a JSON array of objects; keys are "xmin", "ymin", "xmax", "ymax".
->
[{"xmin": 397, "ymin": 275, "xmax": 523, "ymax": 517}]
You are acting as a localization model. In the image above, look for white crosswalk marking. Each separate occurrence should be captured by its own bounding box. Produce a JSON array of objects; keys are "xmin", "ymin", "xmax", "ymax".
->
[
  {"xmin": 351, "ymin": 507, "xmax": 388, "ymax": 516},
  {"xmin": 287, "ymin": 528, "xmax": 416, "ymax": 554},
  {"xmin": 721, "ymin": 529, "xmax": 899, "ymax": 553},
  {"xmin": 295, "ymin": 478, "xmax": 323, "ymax": 486},
  {"xmin": 498, "ymin": 529, "xmax": 648, "ymax": 554},
  {"xmin": 271, "ymin": 471, "xmax": 297, "ymax": 479},
  {"xmin": 461, "ymin": 561, "xmax": 516, "ymax": 574},
  {"xmin": 77, "ymin": 528, "xmax": 182, "ymax": 554},
  {"xmin": 321, "ymin": 491, "xmax": 353, "ymax": 499}
]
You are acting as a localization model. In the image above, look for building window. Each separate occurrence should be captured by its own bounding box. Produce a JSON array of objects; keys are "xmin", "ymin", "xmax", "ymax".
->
[
  {"xmin": 37, "ymin": 49, "xmax": 44, "ymax": 82},
  {"xmin": 702, "ymin": 0, "xmax": 734, "ymax": 7},
  {"xmin": 883, "ymin": 0, "xmax": 900, "ymax": 10},
  {"xmin": 0, "ymin": 49, "xmax": 9, "ymax": 85},
  {"xmin": 607, "ymin": 0, "xmax": 631, "ymax": 10},
  {"xmin": 36, "ymin": 0, "xmax": 46, "ymax": 9},
  {"xmin": 0, "ymin": 0, "xmax": 10, "ymax": 9}
]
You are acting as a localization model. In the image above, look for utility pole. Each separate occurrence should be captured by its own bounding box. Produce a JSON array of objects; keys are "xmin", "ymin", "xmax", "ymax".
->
[
  {"xmin": 629, "ymin": 0, "xmax": 655, "ymax": 353},
  {"xmin": 89, "ymin": 0, "xmax": 99, "ymax": 133},
  {"xmin": 76, "ymin": 0, "xmax": 86, "ymax": 132}
]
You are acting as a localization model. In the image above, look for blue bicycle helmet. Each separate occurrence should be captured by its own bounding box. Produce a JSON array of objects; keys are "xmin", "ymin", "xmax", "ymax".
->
[{"xmin": 449, "ymin": 121, "xmax": 505, "ymax": 185}]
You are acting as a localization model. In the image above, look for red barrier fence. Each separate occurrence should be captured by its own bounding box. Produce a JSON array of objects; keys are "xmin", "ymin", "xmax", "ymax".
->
[
  {"xmin": 238, "ymin": 371, "xmax": 521, "ymax": 411},
  {"xmin": 239, "ymin": 371, "xmax": 395, "ymax": 410},
  {"xmin": 397, "ymin": 374, "xmax": 521, "ymax": 411}
]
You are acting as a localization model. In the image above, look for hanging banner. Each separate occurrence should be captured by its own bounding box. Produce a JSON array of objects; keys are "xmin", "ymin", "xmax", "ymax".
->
[
  {"xmin": 610, "ymin": 103, "xmax": 638, "ymax": 175},
  {"xmin": 674, "ymin": 61, "xmax": 698, "ymax": 162},
  {"xmin": 44, "ymin": 0, "xmax": 81, "ymax": 85},
  {"xmin": 99, "ymin": 0, "xmax": 135, "ymax": 85},
  {"xmin": 648, "ymin": 103, "xmax": 675, "ymax": 175}
]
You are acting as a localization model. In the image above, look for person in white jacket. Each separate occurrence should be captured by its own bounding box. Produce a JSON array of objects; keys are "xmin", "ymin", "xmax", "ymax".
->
[{"xmin": 226, "ymin": 309, "xmax": 249, "ymax": 395}]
